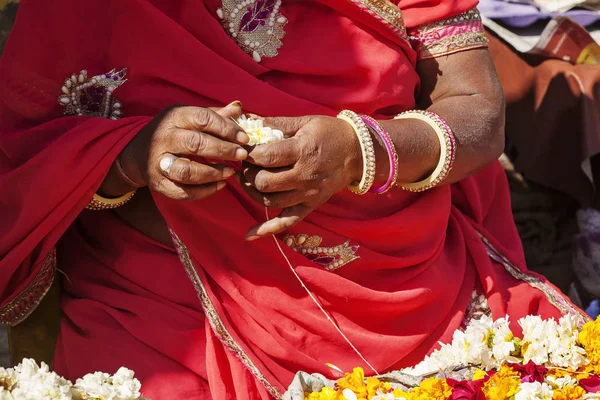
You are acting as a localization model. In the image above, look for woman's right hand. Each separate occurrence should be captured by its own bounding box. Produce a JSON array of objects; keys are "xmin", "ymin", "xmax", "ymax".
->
[{"xmin": 120, "ymin": 103, "xmax": 249, "ymax": 200}]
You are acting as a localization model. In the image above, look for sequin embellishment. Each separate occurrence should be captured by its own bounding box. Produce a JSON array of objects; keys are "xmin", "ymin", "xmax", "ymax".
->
[
  {"xmin": 284, "ymin": 234, "xmax": 360, "ymax": 271},
  {"xmin": 57, "ymin": 69, "xmax": 127, "ymax": 120},
  {"xmin": 217, "ymin": 0, "xmax": 287, "ymax": 63}
]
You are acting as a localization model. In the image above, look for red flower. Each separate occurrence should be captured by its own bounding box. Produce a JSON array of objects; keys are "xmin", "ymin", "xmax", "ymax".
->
[
  {"xmin": 510, "ymin": 361, "xmax": 547, "ymax": 383},
  {"xmin": 580, "ymin": 375, "xmax": 600, "ymax": 393},
  {"xmin": 447, "ymin": 379, "xmax": 486, "ymax": 400}
]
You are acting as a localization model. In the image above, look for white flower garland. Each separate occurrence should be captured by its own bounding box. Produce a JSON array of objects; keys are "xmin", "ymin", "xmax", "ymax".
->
[{"xmin": 0, "ymin": 359, "xmax": 147, "ymax": 400}]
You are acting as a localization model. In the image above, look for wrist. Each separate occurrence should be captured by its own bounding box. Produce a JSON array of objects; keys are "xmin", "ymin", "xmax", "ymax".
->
[
  {"xmin": 344, "ymin": 121, "xmax": 364, "ymax": 184},
  {"xmin": 118, "ymin": 143, "xmax": 147, "ymax": 188}
]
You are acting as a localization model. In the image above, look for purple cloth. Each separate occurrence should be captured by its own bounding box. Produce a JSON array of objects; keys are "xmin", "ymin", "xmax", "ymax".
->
[{"xmin": 479, "ymin": 0, "xmax": 600, "ymax": 27}]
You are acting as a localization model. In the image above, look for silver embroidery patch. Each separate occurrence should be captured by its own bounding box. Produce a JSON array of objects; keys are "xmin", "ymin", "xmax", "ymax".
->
[
  {"xmin": 57, "ymin": 69, "xmax": 126, "ymax": 120},
  {"xmin": 217, "ymin": 0, "xmax": 287, "ymax": 63}
]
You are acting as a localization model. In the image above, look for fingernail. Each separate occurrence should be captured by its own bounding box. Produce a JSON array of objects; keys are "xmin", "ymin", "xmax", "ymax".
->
[
  {"xmin": 236, "ymin": 131, "xmax": 250, "ymax": 144},
  {"xmin": 159, "ymin": 156, "xmax": 173, "ymax": 176},
  {"xmin": 217, "ymin": 181, "xmax": 226, "ymax": 191},
  {"xmin": 235, "ymin": 148, "xmax": 248, "ymax": 160},
  {"xmin": 228, "ymin": 100, "xmax": 243, "ymax": 108},
  {"xmin": 223, "ymin": 167, "xmax": 235, "ymax": 178},
  {"xmin": 246, "ymin": 235, "xmax": 259, "ymax": 241}
]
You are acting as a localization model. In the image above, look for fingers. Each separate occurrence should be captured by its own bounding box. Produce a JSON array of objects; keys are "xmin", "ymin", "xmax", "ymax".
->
[
  {"xmin": 170, "ymin": 129, "xmax": 248, "ymax": 161},
  {"xmin": 159, "ymin": 154, "xmax": 235, "ymax": 185},
  {"xmin": 261, "ymin": 116, "xmax": 312, "ymax": 138},
  {"xmin": 154, "ymin": 178, "xmax": 228, "ymax": 201},
  {"xmin": 242, "ymin": 164, "xmax": 297, "ymax": 193},
  {"xmin": 246, "ymin": 204, "xmax": 313, "ymax": 240},
  {"xmin": 247, "ymin": 139, "xmax": 300, "ymax": 168},
  {"xmin": 216, "ymin": 101, "xmax": 244, "ymax": 120},
  {"xmin": 170, "ymin": 105, "xmax": 249, "ymax": 144},
  {"xmin": 238, "ymin": 172, "xmax": 302, "ymax": 208}
]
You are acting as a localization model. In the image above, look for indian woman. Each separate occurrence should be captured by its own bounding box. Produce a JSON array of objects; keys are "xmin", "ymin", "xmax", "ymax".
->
[{"xmin": 0, "ymin": 0, "xmax": 587, "ymax": 398}]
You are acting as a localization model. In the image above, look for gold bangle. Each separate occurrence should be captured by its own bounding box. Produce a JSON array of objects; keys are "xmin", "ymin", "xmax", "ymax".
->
[
  {"xmin": 393, "ymin": 110, "xmax": 456, "ymax": 192},
  {"xmin": 85, "ymin": 190, "xmax": 136, "ymax": 211},
  {"xmin": 337, "ymin": 110, "xmax": 376, "ymax": 195}
]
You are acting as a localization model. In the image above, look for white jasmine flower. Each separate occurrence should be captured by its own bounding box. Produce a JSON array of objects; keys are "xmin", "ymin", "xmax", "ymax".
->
[
  {"xmin": 73, "ymin": 367, "xmax": 142, "ymax": 400},
  {"xmin": 11, "ymin": 359, "xmax": 73, "ymax": 400},
  {"xmin": 548, "ymin": 315, "xmax": 587, "ymax": 369},
  {"xmin": 0, "ymin": 387, "xmax": 14, "ymax": 400},
  {"xmin": 372, "ymin": 390, "xmax": 406, "ymax": 400},
  {"xmin": 514, "ymin": 381, "xmax": 554, "ymax": 400},
  {"xmin": 342, "ymin": 388, "xmax": 358, "ymax": 400},
  {"xmin": 111, "ymin": 368, "xmax": 142, "ymax": 400},
  {"xmin": 237, "ymin": 115, "xmax": 284, "ymax": 145},
  {"xmin": 491, "ymin": 316, "xmax": 516, "ymax": 365},
  {"xmin": 462, "ymin": 315, "xmax": 494, "ymax": 368},
  {"xmin": 72, "ymin": 371, "xmax": 113, "ymax": 399},
  {"xmin": 519, "ymin": 316, "xmax": 559, "ymax": 365},
  {"xmin": 544, "ymin": 373, "xmax": 577, "ymax": 389},
  {"xmin": 0, "ymin": 367, "xmax": 16, "ymax": 390}
]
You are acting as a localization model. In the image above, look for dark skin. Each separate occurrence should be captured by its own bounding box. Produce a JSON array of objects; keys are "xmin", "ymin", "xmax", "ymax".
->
[{"xmin": 101, "ymin": 49, "xmax": 505, "ymax": 247}]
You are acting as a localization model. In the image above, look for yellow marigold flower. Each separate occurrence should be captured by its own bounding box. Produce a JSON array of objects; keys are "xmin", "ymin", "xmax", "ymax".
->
[
  {"xmin": 473, "ymin": 369, "xmax": 487, "ymax": 381},
  {"xmin": 579, "ymin": 318, "xmax": 600, "ymax": 372},
  {"xmin": 548, "ymin": 369, "xmax": 573, "ymax": 379},
  {"xmin": 483, "ymin": 366, "xmax": 520, "ymax": 400},
  {"xmin": 337, "ymin": 367, "xmax": 367, "ymax": 399},
  {"xmin": 366, "ymin": 378, "xmax": 391, "ymax": 398},
  {"xmin": 304, "ymin": 386, "xmax": 340, "ymax": 400},
  {"xmin": 391, "ymin": 388, "xmax": 415, "ymax": 400},
  {"xmin": 411, "ymin": 378, "xmax": 452, "ymax": 400},
  {"xmin": 552, "ymin": 385, "xmax": 586, "ymax": 400}
]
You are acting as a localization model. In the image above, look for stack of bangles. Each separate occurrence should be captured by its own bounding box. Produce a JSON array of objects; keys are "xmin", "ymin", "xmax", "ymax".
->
[
  {"xmin": 85, "ymin": 155, "xmax": 141, "ymax": 210},
  {"xmin": 336, "ymin": 109, "xmax": 456, "ymax": 194}
]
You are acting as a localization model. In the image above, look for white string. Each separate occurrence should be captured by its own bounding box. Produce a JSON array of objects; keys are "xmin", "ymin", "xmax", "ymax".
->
[{"xmin": 265, "ymin": 207, "xmax": 379, "ymax": 375}]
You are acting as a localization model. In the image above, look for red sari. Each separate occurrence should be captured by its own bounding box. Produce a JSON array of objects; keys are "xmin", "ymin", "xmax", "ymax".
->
[{"xmin": 0, "ymin": 0, "xmax": 587, "ymax": 398}]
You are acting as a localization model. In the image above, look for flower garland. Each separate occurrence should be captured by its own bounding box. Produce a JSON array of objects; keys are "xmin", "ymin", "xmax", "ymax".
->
[
  {"xmin": 0, "ymin": 358, "xmax": 147, "ymax": 400},
  {"xmin": 294, "ymin": 315, "xmax": 600, "ymax": 400}
]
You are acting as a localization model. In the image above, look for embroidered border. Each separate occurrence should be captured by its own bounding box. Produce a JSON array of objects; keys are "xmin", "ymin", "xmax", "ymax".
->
[
  {"xmin": 478, "ymin": 232, "xmax": 591, "ymax": 325},
  {"xmin": 347, "ymin": 0, "xmax": 409, "ymax": 43},
  {"xmin": 217, "ymin": 0, "xmax": 288, "ymax": 63},
  {"xmin": 0, "ymin": 248, "xmax": 56, "ymax": 326},
  {"xmin": 283, "ymin": 234, "xmax": 360, "ymax": 271},
  {"xmin": 409, "ymin": 8, "xmax": 488, "ymax": 60},
  {"xmin": 170, "ymin": 230, "xmax": 282, "ymax": 399}
]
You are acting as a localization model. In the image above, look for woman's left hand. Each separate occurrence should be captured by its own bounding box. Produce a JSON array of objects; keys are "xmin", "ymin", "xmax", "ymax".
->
[{"xmin": 240, "ymin": 115, "xmax": 361, "ymax": 240}]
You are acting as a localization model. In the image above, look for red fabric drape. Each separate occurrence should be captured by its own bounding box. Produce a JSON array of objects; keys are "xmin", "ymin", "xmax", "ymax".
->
[{"xmin": 0, "ymin": 1, "xmax": 574, "ymax": 398}]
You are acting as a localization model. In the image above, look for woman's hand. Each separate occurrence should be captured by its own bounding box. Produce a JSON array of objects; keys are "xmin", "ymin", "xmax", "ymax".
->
[
  {"xmin": 120, "ymin": 103, "xmax": 249, "ymax": 200},
  {"xmin": 240, "ymin": 115, "xmax": 362, "ymax": 240}
]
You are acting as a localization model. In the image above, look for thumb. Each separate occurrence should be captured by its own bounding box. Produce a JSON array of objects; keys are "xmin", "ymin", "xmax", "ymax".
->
[{"xmin": 262, "ymin": 116, "xmax": 312, "ymax": 138}]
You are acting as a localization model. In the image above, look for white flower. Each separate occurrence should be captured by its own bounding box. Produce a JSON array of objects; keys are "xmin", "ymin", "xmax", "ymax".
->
[
  {"xmin": 544, "ymin": 373, "xmax": 577, "ymax": 389},
  {"xmin": 462, "ymin": 315, "xmax": 495, "ymax": 368},
  {"xmin": 11, "ymin": 359, "xmax": 73, "ymax": 400},
  {"xmin": 342, "ymin": 388, "xmax": 358, "ymax": 400},
  {"xmin": 0, "ymin": 387, "xmax": 14, "ymax": 400},
  {"xmin": 0, "ymin": 367, "xmax": 16, "ymax": 390},
  {"xmin": 372, "ymin": 390, "xmax": 406, "ymax": 400},
  {"xmin": 491, "ymin": 316, "xmax": 516, "ymax": 365},
  {"xmin": 547, "ymin": 315, "xmax": 587, "ymax": 369},
  {"xmin": 73, "ymin": 367, "xmax": 142, "ymax": 400},
  {"xmin": 111, "ymin": 368, "xmax": 142, "ymax": 400},
  {"xmin": 514, "ymin": 381, "xmax": 554, "ymax": 400},
  {"xmin": 519, "ymin": 316, "xmax": 559, "ymax": 365},
  {"xmin": 237, "ymin": 115, "xmax": 284, "ymax": 145}
]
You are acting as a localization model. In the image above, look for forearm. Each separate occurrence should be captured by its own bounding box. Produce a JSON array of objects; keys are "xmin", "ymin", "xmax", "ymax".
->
[{"xmin": 374, "ymin": 92, "xmax": 505, "ymax": 186}]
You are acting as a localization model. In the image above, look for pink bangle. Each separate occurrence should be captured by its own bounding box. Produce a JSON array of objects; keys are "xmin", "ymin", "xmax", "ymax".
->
[{"xmin": 360, "ymin": 115, "xmax": 399, "ymax": 194}]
